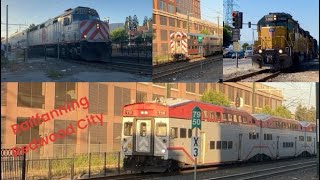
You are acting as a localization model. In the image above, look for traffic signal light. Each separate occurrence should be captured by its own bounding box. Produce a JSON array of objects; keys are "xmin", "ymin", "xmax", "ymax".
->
[
  {"xmin": 235, "ymin": 96, "xmax": 240, "ymax": 107},
  {"xmin": 248, "ymin": 21, "xmax": 251, "ymax": 28},
  {"xmin": 238, "ymin": 12, "xmax": 243, "ymax": 29},
  {"xmin": 232, "ymin": 11, "xmax": 238, "ymax": 28}
]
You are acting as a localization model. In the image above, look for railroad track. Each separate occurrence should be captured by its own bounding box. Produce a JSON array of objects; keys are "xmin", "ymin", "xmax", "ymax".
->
[
  {"xmin": 64, "ymin": 59, "xmax": 152, "ymax": 75},
  {"xmin": 203, "ymin": 161, "xmax": 316, "ymax": 180},
  {"xmin": 224, "ymin": 69, "xmax": 281, "ymax": 82},
  {"xmin": 153, "ymin": 56, "xmax": 222, "ymax": 81}
]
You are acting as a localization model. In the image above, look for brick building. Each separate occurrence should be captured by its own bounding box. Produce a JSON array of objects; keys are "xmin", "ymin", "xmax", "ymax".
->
[
  {"xmin": 152, "ymin": 0, "xmax": 222, "ymax": 56},
  {"xmin": 1, "ymin": 82, "xmax": 283, "ymax": 159}
]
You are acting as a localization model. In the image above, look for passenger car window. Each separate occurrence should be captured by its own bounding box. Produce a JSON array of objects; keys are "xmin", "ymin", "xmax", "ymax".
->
[
  {"xmin": 156, "ymin": 123, "xmax": 167, "ymax": 137},
  {"xmin": 170, "ymin": 127, "xmax": 178, "ymax": 139},
  {"xmin": 180, "ymin": 128, "xmax": 187, "ymax": 138},
  {"xmin": 140, "ymin": 123, "xmax": 147, "ymax": 137}
]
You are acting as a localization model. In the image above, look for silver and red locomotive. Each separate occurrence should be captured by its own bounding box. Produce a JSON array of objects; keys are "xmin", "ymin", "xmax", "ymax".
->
[
  {"xmin": 7, "ymin": 6, "xmax": 112, "ymax": 60},
  {"xmin": 121, "ymin": 98, "xmax": 317, "ymax": 172}
]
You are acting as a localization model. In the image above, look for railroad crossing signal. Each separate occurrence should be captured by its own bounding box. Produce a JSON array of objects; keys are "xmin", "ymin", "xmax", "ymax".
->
[
  {"xmin": 197, "ymin": 36, "xmax": 203, "ymax": 44},
  {"xmin": 191, "ymin": 136, "xmax": 201, "ymax": 157},
  {"xmin": 191, "ymin": 106, "xmax": 201, "ymax": 129}
]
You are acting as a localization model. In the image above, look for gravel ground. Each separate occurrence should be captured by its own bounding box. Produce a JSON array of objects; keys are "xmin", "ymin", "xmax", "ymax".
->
[
  {"xmin": 148, "ymin": 157, "xmax": 317, "ymax": 180},
  {"xmin": 263, "ymin": 167, "xmax": 318, "ymax": 180},
  {"xmin": 153, "ymin": 57, "xmax": 223, "ymax": 82},
  {"xmin": 1, "ymin": 57, "xmax": 151, "ymax": 82},
  {"xmin": 267, "ymin": 70, "xmax": 319, "ymax": 82}
]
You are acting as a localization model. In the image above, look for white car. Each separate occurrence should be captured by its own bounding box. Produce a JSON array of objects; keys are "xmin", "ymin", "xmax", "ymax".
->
[{"xmin": 244, "ymin": 46, "xmax": 253, "ymax": 58}]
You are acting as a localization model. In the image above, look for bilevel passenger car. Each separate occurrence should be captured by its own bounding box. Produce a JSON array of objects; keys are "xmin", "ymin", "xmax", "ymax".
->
[
  {"xmin": 5, "ymin": 6, "xmax": 112, "ymax": 60},
  {"xmin": 121, "ymin": 98, "xmax": 317, "ymax": 172},
  {"xmin": 170, "ymin": 31, "xmax": 222, "ymax": 61},
  {"xmin": 252, "ymin": 12, "xmax": 318, "ymax": 70}
]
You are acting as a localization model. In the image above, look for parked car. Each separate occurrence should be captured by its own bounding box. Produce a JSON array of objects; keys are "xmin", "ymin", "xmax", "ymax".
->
[
  {"xmin": 223, "ymin": 51, "xmax": 233, "ymax": 58},
  {"xmin": 232, "ymin": 51, "xmax": 245, "ymax": 59}
]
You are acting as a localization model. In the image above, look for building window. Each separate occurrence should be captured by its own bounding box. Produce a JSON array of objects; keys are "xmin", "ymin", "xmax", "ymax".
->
[
  {"xmin": 180, "ymin": 128, "xmax": 187, "ymax": 138},
  {"xmin": 16, "ymin": 117, "xmax": 40, "ymax": 144},
  {"xmin": 177, "ymin": 20, "xmax": 181, "ymax": 28},
  {"xmin": 169, "ymin": 18, "xmax": 175, "ymax": 27},
  {"xmin": 182, "ymin": 21, "xmax": 187, "ymax": 29},
  {"xmin": 112, "ymin": 123, "xmax": 121, "ymax": 151},
  {"xmin": 186, "ymin": 83, "xmax": 196, "ymax": 93},
  {"xmin": 160, "ymin": 16, "xmax": 167, "ymax": 26},
  {"xmin": 114, "ymin": 87, "xmax": 131, "ymax": 116},
  {"xmin": 228, "ymin": 86, "xmax": 234, "ymax": 101},
  {"xmin": 89, "ymin": 83, "xmax": 108, "ymax": 114},
  {"xmin": 259, "ymin": 95, "xmax": 263, "ymax": 108},
  {"xmin": 55, "ymin": 82, "xmax": 76, "ymax": 109},
  {"xmin": 136, "ymin": 91, "xmax": 147, "ymax": 103},
  {"xmin": 199, "ymin": 83, "xmax": 207, "ymax": 94},
  {"xmin": 1, "ymin": 83, "xmax": 6, "ymax": 106},
  {"xmin": 54, "ymin": 120, "xmax": 77, "ymax": 144},
  {"xmin": 168, "ymin": 4, "xmax": 175, "ymax": 13},
  {"xmin": 18, "ymin": 82, "xmax": 45, "ymax": 108},
  {"xmin": 160, "ymin": 30, "xmax": 167, "ymax": 41},
  {"xmin": 159, "ymin": 0, "xmax": 166, "ymax": 11}
]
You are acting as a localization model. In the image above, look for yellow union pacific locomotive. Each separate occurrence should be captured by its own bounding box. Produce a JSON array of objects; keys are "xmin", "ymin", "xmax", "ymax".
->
[{"xmin": 253, "ymin": 12, "xmax": 318, "ymax": 70}]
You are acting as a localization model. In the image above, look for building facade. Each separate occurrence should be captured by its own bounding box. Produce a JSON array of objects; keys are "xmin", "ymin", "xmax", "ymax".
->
[
  {"xmin": 1, "ymin": 82, "xmax": 283, "ymax": 159},
  {"xmin": 152, "ymin": 0, "xmax": 222, "ymax": 57}
]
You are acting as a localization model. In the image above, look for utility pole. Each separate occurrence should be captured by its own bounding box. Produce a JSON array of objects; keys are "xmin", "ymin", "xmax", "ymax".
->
[{"xmin": 252, "ymin": 82, "xmax": 256, "ymax": 113}]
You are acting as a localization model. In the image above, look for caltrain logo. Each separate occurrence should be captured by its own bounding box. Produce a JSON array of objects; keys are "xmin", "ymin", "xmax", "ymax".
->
[{"xmin": 80, "ymin": 20, "xmax": 109, "ymax": 41}]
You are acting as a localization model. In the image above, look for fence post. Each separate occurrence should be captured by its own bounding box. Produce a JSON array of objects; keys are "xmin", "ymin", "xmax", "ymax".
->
[
  {"xmin": 117, "ymin": 152, "xmax": 120, "ymax": 174},
  {"xmin": 71, "ymin": 158, "xmax": 74, "ymax": 180},
  {"xmin": 104, "ymin": 152, "xmax": 107, "ymax": 177},
  {"xmin": 48, "ymin": 159, "xmax": 52, "ymax": 180},
  {"xmin": 88, "ymin": 153, "xmax": 91, "ymax": 178},
  {"xmin": 21, "ymin": 153, "xmax": 26, "ymax": 180}
]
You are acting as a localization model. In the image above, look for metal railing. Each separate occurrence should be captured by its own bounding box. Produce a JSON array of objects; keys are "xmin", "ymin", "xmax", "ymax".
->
[{"xmin": 1, "ymin": 149, "xmax": 129, "ymax": 180}]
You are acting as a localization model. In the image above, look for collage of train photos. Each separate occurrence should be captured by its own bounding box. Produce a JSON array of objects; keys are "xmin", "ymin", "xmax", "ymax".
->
[{"xmin": 0, "ymin": 0, "xmax": 319, "ymax": 180}]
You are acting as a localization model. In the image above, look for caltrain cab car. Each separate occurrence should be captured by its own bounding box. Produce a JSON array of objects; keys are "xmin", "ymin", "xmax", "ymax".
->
[
  {"xmin": 121, "ymin": 98, "xmax": 317, "ymax": 173},
  {"xmin": 252, "ymin": 12, "xmax": 318, "ymax": 70},
  {"xmin": 170, "ymin": 32, "xmax": 222, "ymax": 61},
  {"xmin": 7, "ymin": 6, "xmax": 112, "ymax": 61}
]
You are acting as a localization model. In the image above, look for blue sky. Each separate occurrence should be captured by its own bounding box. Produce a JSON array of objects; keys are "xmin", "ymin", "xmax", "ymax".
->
[
  {"xmin": 201, "ymin": 0, "xmax": 223, "ymax": 26},
  {"xmin": 233, "ymin": 0, "xmax": 319, "ymax": 45},
  {"xmin": 1, "ymin": 0, "xmax": 152, "ymax": 37},
  {"xmin": 263, "ymin": 82, "xmax": 316, "ymax": 113}
]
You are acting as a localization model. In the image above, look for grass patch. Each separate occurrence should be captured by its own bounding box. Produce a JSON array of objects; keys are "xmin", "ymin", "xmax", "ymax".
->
[
  {"xmin": 153, "ymin": 54, "xmax": 173, "ymax": 65},
  {"xmin": 47, "ymin": 69, "xmax": 63, "ymax": 79}
]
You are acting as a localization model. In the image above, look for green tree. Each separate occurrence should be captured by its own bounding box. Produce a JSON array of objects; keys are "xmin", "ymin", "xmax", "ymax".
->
[
  {"xmin": 242, "ymin": 43, "xmax": 249, "ymax": 50},
  {"xmin": 223, "ymin": 24, "xmax": 232, "ymax": 47},
  {"xmin": 200, "ymin": 89, "xmax": 231, "ymax": 107},
  {"xmin": 200, "ymin": 29, "xmax": 211, "ymax": 35},
  {"xmin": 257, "ymin": 106, "xmax": 292, "ymax": 119},
  {"xmin": 110, "ymin": 27, "xmax": 128, "ymax": 43},
  {"xmin": 295, "ymin": 104, "xmax": 316, "ymax": 122},
  {"xmin": 132, "ymin": 15, "xmax": 139, "ymax": 29},
  {"xmin": 124, "ymin": 17, "xmax": 129, "ymax": 30},
  {"xmin": 143, "ymin": 16, "xmax": 148, "ymax": 26}
]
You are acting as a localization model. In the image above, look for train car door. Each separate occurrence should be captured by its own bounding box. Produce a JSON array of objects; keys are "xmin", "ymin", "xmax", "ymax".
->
[
  {"xmin": 134, "ymin": 119, "xmax": 154, "ymax": 154},
  {"xmin": 276, "ymin": 136, "xmax": 280, "ymax": 158},
  {"xmin": 238, "ymin": 134, "xmax": 242, "ymax": 160},
  {"xmin": 313, "ymin": 138, "xmax": 316, "ymax": 155}
]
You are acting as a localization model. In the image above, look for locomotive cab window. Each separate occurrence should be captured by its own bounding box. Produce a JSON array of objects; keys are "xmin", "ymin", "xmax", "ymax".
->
[
  {"xmin": 124, "ymin": 122, "xmax": 133, "ymax": 136},
  {"xmin": 63, "ymin": 16, "xmax": 71, "ymax": 26},
  {"xmin": 156, "ymin": 123, "xmax": 167, "ymax": 137},
  {"xmin": 140, "ymin": 122, "xmax": 147, "ymax": 137}
]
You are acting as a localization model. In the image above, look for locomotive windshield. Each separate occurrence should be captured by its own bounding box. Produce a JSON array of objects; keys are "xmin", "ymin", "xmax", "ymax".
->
[{"xmin": 73, "ymin": 14, "xmax": 100, "ymax": 21}]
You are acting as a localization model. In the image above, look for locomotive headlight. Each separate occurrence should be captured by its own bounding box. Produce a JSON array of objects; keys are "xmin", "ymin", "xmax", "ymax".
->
[
  {"xmin": 279, "ymin": 49, "xmax": 283, "ymax": 54},
  {"xmin": 123, "ymin": 148, "xmax": 128, "ymax": 152},
  {"xmin": 83, "ymin": 35, "xmax": 87, "ymax": 39},
  {"xmin": 258, "ymin": 49, "xmax": 263, "ymax": 54},
  {"xmin": 161, "ymin": 149, "xmax": 166, "ymax": 153}
]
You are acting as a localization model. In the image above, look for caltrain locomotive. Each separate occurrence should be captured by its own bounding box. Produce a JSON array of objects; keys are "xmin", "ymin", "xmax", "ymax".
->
[
  {"xmin": 6, "ymin": 6, "xmax": 112, "ymax": 60},
  {"xmin": 252, "ymin": 12, "xmax": 318, "ymax": 70},
  {"xmin": 170, "ymin": 31, "xmax": 222, "ymax": 61},
  {"xmin": 121, "ymin": 98, "xmax": 316, "ymax": 172}
]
